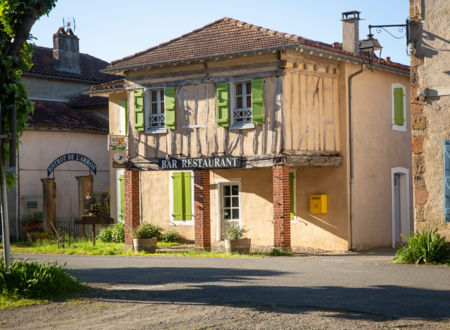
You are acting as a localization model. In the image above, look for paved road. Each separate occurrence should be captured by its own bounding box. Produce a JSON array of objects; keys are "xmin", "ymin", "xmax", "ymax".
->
[{"xmin": 12, "ymin": 252, "xmax": 450, "ymax": 322}]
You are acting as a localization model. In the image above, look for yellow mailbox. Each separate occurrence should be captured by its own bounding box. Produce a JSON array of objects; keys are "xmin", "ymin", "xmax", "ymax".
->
[{"xmin": 310, "ymin": 194, "xmax": 327, "ymax": 214}]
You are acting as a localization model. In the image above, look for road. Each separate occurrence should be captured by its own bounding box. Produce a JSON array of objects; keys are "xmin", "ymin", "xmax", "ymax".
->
[{"xmin": 1, "ymin": 252, "xmax": 449, "ymax": 329}]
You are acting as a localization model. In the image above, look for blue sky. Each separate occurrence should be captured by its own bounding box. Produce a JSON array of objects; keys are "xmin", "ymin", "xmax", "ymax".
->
[{"xmin": 30, "ymin": 0, "xmax": 410, "ymax": 65}]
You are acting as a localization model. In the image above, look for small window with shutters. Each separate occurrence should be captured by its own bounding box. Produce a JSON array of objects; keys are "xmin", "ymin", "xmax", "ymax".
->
[
  {"xmin": 392, "ymin": 83, "xmax": 406, "ymax": 131},
  {"xmin": 170, "ymin": 171, "xmax": 194, "ymax": 225}
]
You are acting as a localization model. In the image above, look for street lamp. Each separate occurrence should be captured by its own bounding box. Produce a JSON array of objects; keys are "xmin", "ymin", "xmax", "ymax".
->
[{"xmin": 359, "ymin": 33, "xmax": 382, "ymax": 71}]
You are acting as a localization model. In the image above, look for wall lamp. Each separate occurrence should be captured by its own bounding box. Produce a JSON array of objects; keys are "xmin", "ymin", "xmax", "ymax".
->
[{"xmin": 359, "ymin": 19, "xmax": 414, "ymax": 70}]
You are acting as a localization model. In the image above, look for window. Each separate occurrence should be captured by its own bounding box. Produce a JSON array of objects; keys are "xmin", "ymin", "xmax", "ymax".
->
[
  {"xmin": 223, "ymin": 183, "xmax": 240, "ymax": 223},
  {"xmin": 232, "ymin": 81, "xmax": 252, "ymax": 126},
  {"xmin": 170, "ymin": 171, "xmax": 193, "ymax": 225},
  {"xmin": 392, "ymin": 83, "xmax": 406, "ymax": 131},
  {"xmin": 146, "ymin": 89, "xmax": 165, "ymax": 131}
]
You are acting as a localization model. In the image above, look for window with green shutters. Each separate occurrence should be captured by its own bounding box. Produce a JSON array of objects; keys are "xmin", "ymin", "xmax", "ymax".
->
[
  {"xmin": 134, "ymin": 89, "xmax": 144, "ymax": 131},
  {"xmin": 164, "ymin": 86, "xmax": 176, "ymax": 129},
  {"xmin": 392, "ymin": 84, "xmax": 405, "ymax": 129},
  {"xmin": 289, "ymin": 171, "xmax": 295, "ymax": 221},
  {"xmin": 171, "ymin": 171, "xmax": 193, "ymax": 221},
  {"xmin": 251, "ymin": 78, "xmax": 264, "ymax": 124},
  {"xmin": 216, "ymin": 82, "xmax": 229, "ymax": 127}
]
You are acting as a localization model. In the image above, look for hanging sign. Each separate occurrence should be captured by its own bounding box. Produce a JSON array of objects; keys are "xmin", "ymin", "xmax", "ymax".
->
[
  {"xmin": 47, "ymin": 153, "xmax": 97, "ymax": 176},
  {"xmin": 158, "ymin": 156, "xmax": 241, "ymax": 170},
  {"xmin": 108, "ymin": 135, "xmax": 127, "ymax": 151}
]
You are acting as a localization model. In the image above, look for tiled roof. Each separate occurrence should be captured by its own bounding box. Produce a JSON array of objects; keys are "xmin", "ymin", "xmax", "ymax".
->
[
  {"xmin": 87, "ymin": 79, "xmax": 124, "ymax": 94},
  {"xmin": 106, "ymin": 17, "xmax": 409, "ymax": 73},
  {"xmin": 29, "ymin": 100, "xmax": 108, "ymax": 133},
  {"xmin": 25, "ymin": 46, "xmax": 117, "ymax": 83},
  {"xmin": 68, "ymin": 95, "xmax": 108, "ymax": 107}
]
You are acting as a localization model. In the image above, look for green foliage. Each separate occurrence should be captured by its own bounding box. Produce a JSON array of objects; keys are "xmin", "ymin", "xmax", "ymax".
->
[
  {"xmin": 161, "ymin": 230, "xmax": 185, "ymax": 243},
  {"xmin": 0, "ymin": 0, "xmax": 57, "ymax": 184},
  {"xmin": 270, "ymin": 249, "xmax": 293, "ymax": 256},
  {"xmin": 131, "ymin": 223, "xmax": 163, "ymax": 239},
  {"xmin": 394, "ymin": 230, "xmax": 450, "ymax": 265},
  {"xmin": 97, "ymin": 223, "xmax": 125, "ymax": 243},
  {"xmin": 224, "ymin": 222, "xmax": 246, "ymax": 240},
  {"xmin": 0, "ymin": 258, "xmax": 83, "ymax": 299}
]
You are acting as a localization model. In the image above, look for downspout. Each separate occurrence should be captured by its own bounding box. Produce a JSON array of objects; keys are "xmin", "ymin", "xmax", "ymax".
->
[{"xmin": 348, "ymin": 63, "xmax": 365, "ymax": 251}]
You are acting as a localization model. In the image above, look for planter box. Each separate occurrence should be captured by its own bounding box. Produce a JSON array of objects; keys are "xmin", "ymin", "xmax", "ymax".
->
[
  {"xmin": 224, "ymin": 238, "xmax": 251, "ymax": 254},
  {"xmin": 133, "ymin": 237, "xmax": 157, "ymax": 253}
]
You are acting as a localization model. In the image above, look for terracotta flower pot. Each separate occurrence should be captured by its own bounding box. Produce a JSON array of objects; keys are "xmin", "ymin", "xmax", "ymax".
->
[
  {"xmin": 133, "ymin": 237, "xmax": 157, "ymax": 253},
  {"xmin": 224, "ymin": 238, "xmax": 251, "ymax": 254}
]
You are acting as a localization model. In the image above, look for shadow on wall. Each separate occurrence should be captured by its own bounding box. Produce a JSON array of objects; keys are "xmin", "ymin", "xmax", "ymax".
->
[{"xmin": 72, "ymin": 266, "xmax": 450, "ymax": 320}]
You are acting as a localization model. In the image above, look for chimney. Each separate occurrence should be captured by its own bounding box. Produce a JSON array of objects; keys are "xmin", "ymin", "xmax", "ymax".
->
[
  {"xmin": 341, "ymin": 11, "xmax": 361, "ymax": 54},
  {"xmin": 53, "ymin": 27, "xmax": 80, "ymax": 73}
]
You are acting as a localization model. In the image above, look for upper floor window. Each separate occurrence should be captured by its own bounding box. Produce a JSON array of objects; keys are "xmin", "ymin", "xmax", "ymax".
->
[
  {"xmin": 232, "ymin": 81, "xmax": 252, "ymax": 127},
  {"xmin": 147, "ymin": 89, "xmax": 165, "ymax": 131},
  {"xmin": 392, "ymin": 83, "xmax": 406, "ymax": 131}
]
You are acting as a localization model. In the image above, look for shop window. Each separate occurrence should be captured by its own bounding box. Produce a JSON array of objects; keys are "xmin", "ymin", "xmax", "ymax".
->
[
  {"xmin": 170, "ymin": 171, "xmax": 193, "ymax": 224},
  {"xmin": 392, "ymin": 83, "xmax": 406, "ymax": 131}
]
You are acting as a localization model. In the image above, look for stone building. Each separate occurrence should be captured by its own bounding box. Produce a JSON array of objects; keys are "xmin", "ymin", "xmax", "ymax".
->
[
  {"xmin": 91, "ymin": 13, "xmax": 411, "ymax": 251},
  {"xmin": 409, "ymin": 0, "xmax": 450, "ymax": 239}
]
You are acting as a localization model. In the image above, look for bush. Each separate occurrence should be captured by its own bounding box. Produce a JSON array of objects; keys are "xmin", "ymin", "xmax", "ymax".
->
[
  {"xmin": 0, "ymin": 258, "xmax": 83, "ymax": 300},
  {"xmin": 131, "ymin": 223, "xmax": 163, "ymax": 240},
  {"xmin": 97, "ymin": 223, "xmax": 125, "ymax": 243},
  {"xmin": 394, "ymin": 230, "xmax": 450, "ymax": 264},
  {"xmin": 161, "ymin": 230, "xmax": 185, "ymax": 243},
  {"xmin": 224, "ymin": 222, "xmax": 246, "ymax": 240}
]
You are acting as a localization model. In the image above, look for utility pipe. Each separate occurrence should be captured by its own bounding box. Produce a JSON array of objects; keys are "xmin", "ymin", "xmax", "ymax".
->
[{"xmin": 348, "ymin": 63, "xmax": 365, "ymax": 251}]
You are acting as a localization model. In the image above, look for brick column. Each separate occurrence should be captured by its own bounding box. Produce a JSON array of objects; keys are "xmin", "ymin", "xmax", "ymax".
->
[
  {"xmin": 124, "ymin": 170, "xmax": 140, "ymax": 248},
  {"xmin": 194, "ymin": 170, "xmax": 211, "ymax": 250},
  {"xmin": 272, "ymin": 165, "xmax": 291, "ymax": 250}
]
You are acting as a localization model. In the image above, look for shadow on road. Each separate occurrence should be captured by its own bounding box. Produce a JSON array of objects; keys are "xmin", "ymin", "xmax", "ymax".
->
[{"xmin": 71, "ymin": 266, "xmax": 450, "ymax": 321}]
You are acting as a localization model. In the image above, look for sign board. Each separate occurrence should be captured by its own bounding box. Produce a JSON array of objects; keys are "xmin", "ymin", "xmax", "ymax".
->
[
  {"xmin": 158, "ymin": 156, "xmax": 241, "ymax": 170},
  {"xmin": 108, "ymin": 135, "xmax": 127, "ymax": 151},
  {"xmin": 47, "ymin": 153, "xmax": 97, "ymax": 176}
]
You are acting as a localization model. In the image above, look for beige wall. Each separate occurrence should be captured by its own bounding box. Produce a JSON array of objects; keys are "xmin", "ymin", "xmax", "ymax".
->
[
  {"xmin": 350, "ymin": 65, "xmax": 411, "ymax": 249},
  {"xmin": 19, "ymin": 130, "xmax": 109, "ymax": 220}
]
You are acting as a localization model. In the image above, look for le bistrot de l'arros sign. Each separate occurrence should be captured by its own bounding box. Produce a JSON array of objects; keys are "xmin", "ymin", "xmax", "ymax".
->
[
  {"xmin": 47, "ymin": 153, "xmax": 97, "ymax": 176},
  {"xmin": 158, "ymin": 156, "xmax": 241, "ymax": 170}
]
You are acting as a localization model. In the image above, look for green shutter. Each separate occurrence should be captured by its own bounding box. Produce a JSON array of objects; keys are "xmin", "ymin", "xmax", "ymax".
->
[
  {"xmin": 165, "ymin": 86, "xmax": 176, "ymax": 129},
  {"xmin": 252, "ymin": 78, "xmax": 264, "ymax": 124},
  {"xmin": 216, "ymin": 82, "xmax": 229, "ymax": 127},
  {"xmin": 134, "ymin": 89, "xmax": 144, "ymax": 131},
  {"xmin": 172, "ymin": 172, "xmax": 183, "ymax": 220},
  {"xmin": 119, "ymin": 99, "xmax": 128, "ymax": 135},
  {"xmin": 183, "ymin": 172, "xmax": 192, "ymax": 220},
  {"xmin": 394, "ymin": 87, "xmax": 404, "ymax": 126},
  {"xmin": 119, "ymin": 174, "xmax": 125, "ymax": 221},
  {"xmin": 289, "ymin": 172, "xmax": 295, "ymax": 221}
]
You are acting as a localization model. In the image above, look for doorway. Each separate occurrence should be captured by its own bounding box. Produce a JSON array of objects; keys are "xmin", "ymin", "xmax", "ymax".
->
[{"xmin": 391, "ymin": 168, "xmax": 410, "ymax": 247}]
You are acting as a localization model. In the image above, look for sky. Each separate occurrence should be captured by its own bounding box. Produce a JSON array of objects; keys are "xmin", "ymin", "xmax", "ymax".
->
[{"xmin": 30, "ymin": 0, "xmax": 411, "ymax": 65}]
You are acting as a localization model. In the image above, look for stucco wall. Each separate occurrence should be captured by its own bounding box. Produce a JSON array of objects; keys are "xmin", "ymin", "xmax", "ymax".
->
[
  {"xmin": 350, "ymin": 64, "xmax": 412, "ymax": 249},
  {"xmin": 410, "ymin": 0, "xmax": 450, "ymax": 239},
  {"xmin": 19, "ymin": 130, "xmax": 109, "ymax": 220},
  {"xmin": 22, "ymin": 76, "xmax": 92, "ymax": 101}
]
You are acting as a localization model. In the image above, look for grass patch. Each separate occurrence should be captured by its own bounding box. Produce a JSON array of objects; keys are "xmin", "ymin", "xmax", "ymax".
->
[{"xmin": 0, "ymin": 295, "xmax": 47, "ymax": 309}]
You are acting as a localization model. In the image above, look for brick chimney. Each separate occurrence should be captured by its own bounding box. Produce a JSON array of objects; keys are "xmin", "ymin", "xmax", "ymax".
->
[
  {"xmin": 341, "ymin": 11, "xmax": 361, "ymax": 54},
  {"xmin": 53, "ymin": 27, "xmax": 80, "ymax": 73}
]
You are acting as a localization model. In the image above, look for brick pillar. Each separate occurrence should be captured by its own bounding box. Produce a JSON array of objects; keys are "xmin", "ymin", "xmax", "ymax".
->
[
  {"xmin": 273, "ymin": 165, "xmax": 291, "ymax": 250},
  {"xmin": 194, "ymin": 170, "xmax": 211, "ymax": 250},
  {"xmin": 124, "ymin": 170, "xmax": 140, "ymax": 248}
]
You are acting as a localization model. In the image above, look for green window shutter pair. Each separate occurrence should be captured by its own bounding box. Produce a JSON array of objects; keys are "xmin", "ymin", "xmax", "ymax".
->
[
  {"xmin": 394, "ymin": 87, "xmax": 404, "ymax": 126},
  {"xmin": 119, "ymin": 174, "xmax": 125, "ymax": 221},
  {"xmin": 172, "ymin": 172, "xmax": 192, "ymax": 221},
  {"xmin": 134, "ymin": 87, "xmax": 177, "ymax": 131},
  {"xmin": 215, "ymin": 79, "xmax": 265, "ymax": 126},
  {"xmin": 119, "ymin": 99, "xmax": 128, "ymax": 135},
  {"xmin": 289, "ymin": 172, "xmax": 295, "ymax": 221},
  {"xmin": 165, "ymin": 87, "xmax": 176, "ymax": 129}
]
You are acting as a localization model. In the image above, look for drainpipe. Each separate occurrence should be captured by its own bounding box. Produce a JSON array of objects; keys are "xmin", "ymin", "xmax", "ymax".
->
[{"xmin": 348, "ymin": 63, "xmax": 365, "ymax": 251}]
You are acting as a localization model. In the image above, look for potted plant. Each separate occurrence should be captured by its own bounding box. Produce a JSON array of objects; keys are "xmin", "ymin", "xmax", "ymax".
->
[
  {"xmin": 224, "ymin": 222, "xmax": 251, "ymax": 254},
  {"xmin": 131, "ymin": 222, "xmax": 162, "ymax": 253},
  {"xmin": 23, "ymin": 212, "xmax": 45, "ymax": 241}
]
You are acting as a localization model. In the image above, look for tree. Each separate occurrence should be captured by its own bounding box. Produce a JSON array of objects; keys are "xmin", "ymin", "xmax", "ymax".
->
[{"xmin": 0, "ymin": 0, "xmax": 57, "ymax": 170}]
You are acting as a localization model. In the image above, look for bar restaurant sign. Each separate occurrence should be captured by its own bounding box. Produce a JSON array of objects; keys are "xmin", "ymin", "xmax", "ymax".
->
[
  {"xmin": 47, "ymin": 153, "xmax": 97, "ymax": 176},
  {"xmin": 158, "ymin": 156, "xmax": 241, "ymax": 170}
]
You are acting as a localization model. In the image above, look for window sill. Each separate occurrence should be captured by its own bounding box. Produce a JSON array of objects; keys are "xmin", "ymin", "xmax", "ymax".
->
[
  {"xmin": 392, "ymin": 124, "xmax": 406, "ymax": 132},
  {"xmin": 230, "ymin": 123, "xmax": 255, "ymax": 130},
  {"xmin": 146, "ymin": 128, "xmax": 167, "ymax": 134},
  {"xmin": 170, "ymin": 219, "xmax": 194, "ymax": 226}
]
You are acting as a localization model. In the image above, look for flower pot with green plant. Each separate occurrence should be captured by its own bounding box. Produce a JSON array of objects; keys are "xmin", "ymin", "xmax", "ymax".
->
[
  {"xmin": 23, "ymin": 212, "xmax": 45, "ymax": 241},
  {"xmin": 224, "ymin": 222, "xmax": 251, "ymax": 254},
  {"xmin": 131, "ymin": 222, "xmax": 162, "ymax": 253}
]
